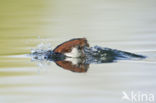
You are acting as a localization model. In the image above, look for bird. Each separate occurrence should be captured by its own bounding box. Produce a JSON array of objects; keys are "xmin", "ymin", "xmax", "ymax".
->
[
  {"xmin": 53, "ymin": 38, "xmax": 89, "ymax": 58},
  {"xmin": 51, "ymin": 38, "xmax": 90, "ymax": 72}
]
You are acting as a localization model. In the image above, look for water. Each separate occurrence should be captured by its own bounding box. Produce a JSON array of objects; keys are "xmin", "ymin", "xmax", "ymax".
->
[{"xmin": 0, "ymin": 0, "xmax": 156, "ymax": 103}]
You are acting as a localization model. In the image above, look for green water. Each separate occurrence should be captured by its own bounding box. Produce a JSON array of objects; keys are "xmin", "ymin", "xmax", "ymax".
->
[{"xmin": 0, "ymin": 0, "xmax": 156, "ymax": 103}]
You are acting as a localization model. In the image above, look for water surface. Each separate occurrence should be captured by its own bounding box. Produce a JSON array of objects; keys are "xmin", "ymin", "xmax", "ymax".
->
[{"xmin": 0, "ymin": 0, "xmax": 156, "ymax": 103}]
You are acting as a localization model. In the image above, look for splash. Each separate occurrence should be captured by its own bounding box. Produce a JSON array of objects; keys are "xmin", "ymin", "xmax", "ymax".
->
[
  {"xmin": 84, "ymin": 46, "xmax": 145, "ymax": 64},
  {"xmin": 30, "ymin": 44, "xmax": 145, "ymax": 63},
  {"xmin": 30, "ymin": 42, "xmax": 53, "ymax": 61}
]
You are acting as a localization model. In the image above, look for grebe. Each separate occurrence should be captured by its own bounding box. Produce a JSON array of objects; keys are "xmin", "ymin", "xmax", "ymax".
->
[{"xmin": 53, "ymin": 38, "xmax": 89, "ymax": 58}]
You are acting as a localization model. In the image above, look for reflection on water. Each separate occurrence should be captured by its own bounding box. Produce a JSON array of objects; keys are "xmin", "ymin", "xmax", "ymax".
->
[{"xmin": 0, "ymin": 0, "xmax": 156, "ymax": 103}]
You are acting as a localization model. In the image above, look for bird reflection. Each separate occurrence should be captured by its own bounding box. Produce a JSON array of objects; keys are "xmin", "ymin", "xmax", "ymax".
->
[{"xmin": 55, "ymin": 60, "xmax": 89, "ymax": 73}]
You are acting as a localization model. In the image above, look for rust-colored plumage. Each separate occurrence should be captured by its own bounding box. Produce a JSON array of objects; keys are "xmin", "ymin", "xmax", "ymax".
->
[
  {"xmin": 55, "ymin": 61, "xmax": 89, "ymax": 73},
  {"xmin": 53, "ymin": 38, "xmax": 89, "ymax": 54}
]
